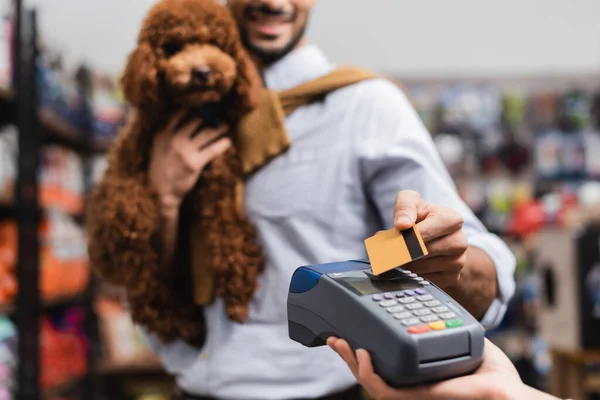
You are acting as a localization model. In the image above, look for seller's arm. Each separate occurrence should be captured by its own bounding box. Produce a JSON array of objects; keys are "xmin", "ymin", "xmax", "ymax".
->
[{"xmin": 356, "ymin": 80, "xmax": 515, "ymax": 326}]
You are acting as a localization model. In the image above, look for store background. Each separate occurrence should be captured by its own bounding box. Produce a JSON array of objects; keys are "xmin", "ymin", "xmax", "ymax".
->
[{"xmin": 1, "ymin": 0, "xmax": 600, "ymax": 399}]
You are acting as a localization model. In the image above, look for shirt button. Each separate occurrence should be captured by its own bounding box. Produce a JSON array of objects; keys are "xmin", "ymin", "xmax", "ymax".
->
[{"xmin": 200, "ymin": 353, "xmax": 208, "ymax": 360}]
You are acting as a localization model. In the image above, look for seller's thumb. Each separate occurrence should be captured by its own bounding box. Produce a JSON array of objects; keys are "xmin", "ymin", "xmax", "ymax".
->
[{"xmin": 393, "ymin": 190, "xmax": 420, "ymax": 229}]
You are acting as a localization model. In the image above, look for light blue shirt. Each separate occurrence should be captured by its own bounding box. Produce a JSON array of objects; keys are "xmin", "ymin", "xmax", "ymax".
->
[{"xmin": 142, "ymin": 44, "xmax": 516, "ymax": 400}]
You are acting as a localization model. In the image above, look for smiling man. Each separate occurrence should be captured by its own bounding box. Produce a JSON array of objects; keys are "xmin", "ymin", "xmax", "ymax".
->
[
  {"xmin": 228, "ymin": 0, "xmax": 310, "ymax": 64},
  {"xmin": 120, "ymin": 1, "xmax": 517, "ymax": 400}
]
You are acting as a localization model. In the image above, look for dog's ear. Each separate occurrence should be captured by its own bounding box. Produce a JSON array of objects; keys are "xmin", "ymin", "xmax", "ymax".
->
[
  {"xmin": 229, "ymin": 41, "xmax": 264, "ymax": 118},
  {"xmin": 121, "ymin": 42, "xmax": 161, "ymax": 114}
]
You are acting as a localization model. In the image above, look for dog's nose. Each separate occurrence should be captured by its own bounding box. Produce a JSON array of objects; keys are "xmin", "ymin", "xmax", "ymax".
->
[{"xmin": 192, "ymin": 67, "xmax": 211, "ymax": 83}]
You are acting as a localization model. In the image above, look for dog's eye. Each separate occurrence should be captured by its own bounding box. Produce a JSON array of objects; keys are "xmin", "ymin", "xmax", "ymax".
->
[{"xmin": 162, "ymin": 42, "xmax": 183, "ymax": 57}]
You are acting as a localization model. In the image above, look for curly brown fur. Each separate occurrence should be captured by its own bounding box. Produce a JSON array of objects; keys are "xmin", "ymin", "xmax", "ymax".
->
[{"xmin": 86, "ymin": 0, "xmax": 264, "ymax": 345}]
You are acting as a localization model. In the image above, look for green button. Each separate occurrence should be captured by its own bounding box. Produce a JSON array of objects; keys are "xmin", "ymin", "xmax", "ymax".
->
[{"xmin": 445, "ymin": 318, "xmax": 464, "ymax": 328}]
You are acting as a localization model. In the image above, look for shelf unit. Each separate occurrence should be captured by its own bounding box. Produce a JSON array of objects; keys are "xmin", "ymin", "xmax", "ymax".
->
[
  {"xmin": 7, "ymin": 3, "xmax": 97, "ymax": 397},
  {"xmin": 2, "ymin": 2, "xmax": 168, "ymax": 399},
  {"xmin": 0, "ymin": 86, "xmax": 111, "ymax": 154}
]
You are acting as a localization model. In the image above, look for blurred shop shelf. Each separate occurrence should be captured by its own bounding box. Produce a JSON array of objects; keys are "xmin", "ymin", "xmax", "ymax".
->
[
  {"xmin": 0, "ymin": 293, "xmax": 87, "ymax": 316},
  {"xmin": 0, "ymin": 88, "xmax": 111, "ymax": 154}
]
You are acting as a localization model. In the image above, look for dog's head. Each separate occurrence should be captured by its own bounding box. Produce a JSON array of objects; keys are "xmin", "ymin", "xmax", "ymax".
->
[{"xmin": 121, "ymin": 0, "xmax": 263, "ymax": 119}]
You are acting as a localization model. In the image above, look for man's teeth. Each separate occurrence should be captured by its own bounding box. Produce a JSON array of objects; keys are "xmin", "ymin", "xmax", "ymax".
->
[{"xmin": 251, "ymin": 11, "xmax": 289, "ymax": 24}]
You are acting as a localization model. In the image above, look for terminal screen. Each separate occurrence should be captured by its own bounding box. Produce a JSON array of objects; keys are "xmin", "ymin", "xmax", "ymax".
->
[{"xmin": 335, "ymin": 275, "xmax": 418, "ymax": 296}]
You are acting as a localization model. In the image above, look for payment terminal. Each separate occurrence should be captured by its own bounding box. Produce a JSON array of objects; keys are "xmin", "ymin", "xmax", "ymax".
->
[{"xmin": 287, "ymin": 259, "xmax": 485, "ymax": 387}]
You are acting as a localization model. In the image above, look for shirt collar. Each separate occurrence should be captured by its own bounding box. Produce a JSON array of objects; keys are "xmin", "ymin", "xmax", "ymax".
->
[{"xmin": 262, "ymin": 44, "xmax": 335, "ymax": 92}]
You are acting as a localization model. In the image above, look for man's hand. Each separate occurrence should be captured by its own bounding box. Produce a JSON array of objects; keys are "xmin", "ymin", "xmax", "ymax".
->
[
  {"xmin": 391, "ymin": 190, "xmax": 467, "ymax": 289},
  {"xmin": 387, "ymin": 190, "xmax": 500, "ymax": 319},
  {"xmin": 327, "ymin": 337, "xmax": 560, "ymax": 400},
  {"xmin": 148, "ymin": 110, "xmax": 231, "ymax": 265},
  {"xmin": 149, "ymin": 110, "xmax": 232, "ymax": 211}
]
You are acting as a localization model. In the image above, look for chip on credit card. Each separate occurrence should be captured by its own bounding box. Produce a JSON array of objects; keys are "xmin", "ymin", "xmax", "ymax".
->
[{"xmin": 364, "ymin": 225, "xmax": 428, "ymax": 275}]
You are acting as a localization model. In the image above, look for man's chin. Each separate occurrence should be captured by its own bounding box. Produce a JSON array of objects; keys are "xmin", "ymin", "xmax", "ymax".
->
[
  {"xmin": 247, "ymin": 40, "xmax": 295, "ymax": 64},
  {"xmin": 240, "ymin": 22, "xmax": 307, "ymax": 65}
]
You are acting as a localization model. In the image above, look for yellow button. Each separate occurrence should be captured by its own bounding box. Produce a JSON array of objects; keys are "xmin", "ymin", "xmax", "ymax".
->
[{"xmin": 429, "ymin": 321, "xmax": 446, "ymax": 330}]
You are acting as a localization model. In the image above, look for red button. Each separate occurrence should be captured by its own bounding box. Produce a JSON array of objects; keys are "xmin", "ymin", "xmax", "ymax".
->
[{"xmin": 408, "ymin": 324, "xmax": 430, "ymax": 334}]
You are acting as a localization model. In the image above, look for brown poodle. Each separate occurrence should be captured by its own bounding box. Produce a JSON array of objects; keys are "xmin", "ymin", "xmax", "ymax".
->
[{"xmin": 85, "ymin": 0, "xmax": 265, "ymax": 346}]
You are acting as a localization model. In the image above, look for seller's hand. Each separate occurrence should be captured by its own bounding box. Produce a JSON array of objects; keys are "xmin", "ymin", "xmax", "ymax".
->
[
  {"xmin": 389, "ymin": 190, "xmax": 467, "ymax": 289},
  {"xmin": 149, "ymin": 110, "xmax": 231, "ymax": 210},
  {"xmin": 328, "ymin": 337, "xmax": 545, "ymax": 400}
]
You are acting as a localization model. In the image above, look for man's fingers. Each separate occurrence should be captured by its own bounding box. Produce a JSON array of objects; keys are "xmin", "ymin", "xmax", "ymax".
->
[
  {"xmin": 173, "ymin": 117, "xmax": 205, "ymax": 142},
  {"xmin": 191, "ymin": 125, "xmax": 229, "ymax": 149},
  {"xmin": 405, "ymin": 255, "xmax": 464, "ymax": 276},
  {"xmin": 423, "ymin": 230, "xmax": 468, "ymax": 257},
  {"xmin": 190, "ymin": 136, "xmax": 232, "ymax": 170},
  {"xmin": 419, "ymin": 270, "xmax": 462, "ymax": 289},
  {"xmin": 166, "ymin": 109, "xmax": 189, "ymax": 131},
  {"xmin": 393, "ymin": 190, "xmax": 422, "ymax": 229},
  {"xmin": 416, "ymin": 206, "xmax": 464, "ymax": 243}
]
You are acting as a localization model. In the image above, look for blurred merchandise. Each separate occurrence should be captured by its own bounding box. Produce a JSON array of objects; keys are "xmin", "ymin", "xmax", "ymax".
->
[
  {"xmin": 502, "ymin": 92, "xmax": 527, "ymax": 132},
  {"xmin": 558, "ymin": 90, "xmax": 593, "ymax": 132},
  {"xmin": 433, "ymin": 133, "xmax": 465, "ymax": 175},
  {"xmin": 534, "ymin": 129, "xmax": 563, "ymax": 180},
  {"xmin": 529, "ymin": 92, "xmax": 561, "ymax": 130},
  {"xmin": 41, "ymin": 309, "xmax": 88, "ymax": 391},
  {"xmin": 437, "ymin": 84, "xmax": 502, "ymax": 135},
  {"xmin": 90, "ymin": 154, "xmax": 108, "ymax": 185},
  {"xmin": 578, "ymin": 181, "xmax": 600, "ymax": 206},
  {"xmin": 96, "ymin": 298, "xmax": 158, "ymax": 366},
  {"xmin": 37, "ymin": 49, "xmax": 86, "ymax": 133},
  {"xmin": 36, "ymin": 45, "xmax": 127, "ymax": 142},
  {"xmin": 0, "ymin": 318, "xmax": 17, "ymax": 399},
  {"xmin": 91, "ymin": 75, "xmax": 127, "ymax": 139},
  {"xmin": 406, "ymin": 79, "xmax": 600, "ymax": 239},
  {"xmin": 0, "ymin": 211, "xmax": 89, "ymax": 306},
  {"xmin": 0, "ymin": 128, "xmax": 85, "ymax": 215},
  {"xmin": 403, "ymin": 82, "xmax": 438, "ymax": 131},
  {"xmin": 0, "ymin": 126, "xmax": 16, "ymax": 203},
  {"xmin": 583, "ymin": 131, "xmax": 600, "ymax": 179},
  {"xmin": 0, "ymin": 16, "xmax": 10, "ymax": 91}
]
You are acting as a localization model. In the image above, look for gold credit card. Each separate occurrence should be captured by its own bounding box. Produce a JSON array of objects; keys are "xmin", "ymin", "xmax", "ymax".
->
[{"xmin": 364, "ymin": 225, "xmax": 428, "ymax": 275}]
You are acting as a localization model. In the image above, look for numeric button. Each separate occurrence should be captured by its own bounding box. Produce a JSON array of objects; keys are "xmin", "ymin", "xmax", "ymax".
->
[
  {"xmin": 424, "ymin": 300, "xmax": 441, "ymax": 307},
  {"xmin": 398, "ymin": 297, "xmax": 416, "ymax": 304},
  {"xmin": 386, "ymin": 305, "xmax": 405, "ymax": 313},
  {"xmin": 439, "ymin": 312, "xmax": 457, "ymax": 320},
  {"xmin": 379, "ymin": 300, "xmax": 397, "ymax": 307},
  {"xmin": 420, "ymin": 315, "xmax": 438, "ymax": 323},
  {"xmin": 393, "ymin": 311, "xmax": 412, "ymax": 320},
  {"xmin": 401, "ymin": 318, "xmax": 420, "ymax": 326},
  {"xmin": 412, "ymin": 309, "xmax": 431, "ymax": 316}
]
